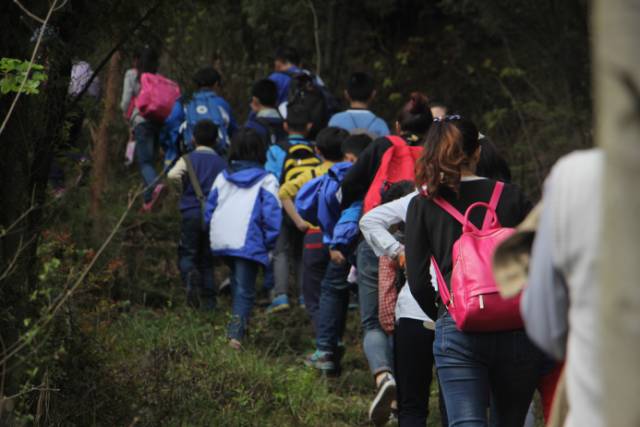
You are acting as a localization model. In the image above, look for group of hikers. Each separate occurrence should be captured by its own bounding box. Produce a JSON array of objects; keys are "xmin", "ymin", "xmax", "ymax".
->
[{"xmin": 114, "ymin": 45, "xmax": 601, "ymax": 427}]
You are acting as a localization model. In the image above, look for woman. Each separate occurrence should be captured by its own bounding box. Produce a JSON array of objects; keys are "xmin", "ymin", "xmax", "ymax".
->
[
  {"xmin": 405, "ymin": 116, "xmax": 543, "ymax": 426},
  {"xmin": 120, "ymin": 46, "xmax": 164, "ymax": 212},
  {"xmin": 348, "ymin": 92, "xmax": 434, "ymax": 425}
]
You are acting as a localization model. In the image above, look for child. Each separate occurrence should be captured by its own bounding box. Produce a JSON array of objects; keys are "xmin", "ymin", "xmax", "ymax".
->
[
  {"xmin": 244, "ymin": 78, "xmax": 286, "ymax": 146},
  {"xmin": 328, "ymin": 72, "xmax": 389, "ymax": 138},
  {"xmin": 167, "ymin": 119, "xmax": 227, "ymax": 310},
  {"xmin": 266, "ymin": 104, "xmax": 321, "ymax": 312},
  {"xmin": 166, "ymin": 67, "xmax": 237, "ymax": 157},
  {"xmin": 295, "ymin": 134, "xmax": 371, "ymax": 374},
  {"xmin": 204, "ymin": 128, "xmax": 282, "ymax": 348},
  {"xmin": 278, "ymin": 127, "xmax": 350, "ymax": 325}
]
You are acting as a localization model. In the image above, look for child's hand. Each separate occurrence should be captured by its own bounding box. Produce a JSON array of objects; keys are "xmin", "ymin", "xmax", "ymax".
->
[
  {"xmin": 330, "ymin": 249, "xmax": 346, "ymax": 265},
  {"xmin": 295, "ymin": 218, "xmax": 310, "ymax": 233},
  {"xmin": 397, "ymin": 251, "xmax": 406, "ymax": 269}
]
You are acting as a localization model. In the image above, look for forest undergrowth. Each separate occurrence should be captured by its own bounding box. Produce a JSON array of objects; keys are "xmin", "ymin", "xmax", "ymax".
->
[{"xmin": 23, "ymin": 170, "xmax": 445, "ymax": 427}]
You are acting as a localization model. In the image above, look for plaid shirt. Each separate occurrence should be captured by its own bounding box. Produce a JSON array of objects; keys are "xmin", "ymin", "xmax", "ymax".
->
[{"xmin": 378, "ymin": 255, "xmax": 399, "ymax": 334}]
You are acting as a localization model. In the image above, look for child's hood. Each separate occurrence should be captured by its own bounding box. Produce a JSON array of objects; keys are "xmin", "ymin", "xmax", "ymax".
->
[
  {"xmin": 224, "ymin": 163, "xmax": 269, "ymax": 188},
  {"xmin": 327, "ymin": 161, "xmax": 353, "ymax": 182}
]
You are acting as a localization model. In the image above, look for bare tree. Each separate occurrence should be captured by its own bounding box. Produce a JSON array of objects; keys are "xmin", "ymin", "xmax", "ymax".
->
[{"xmin": 594, "ymin": 0, "xmax": 640, "ymax": 425}]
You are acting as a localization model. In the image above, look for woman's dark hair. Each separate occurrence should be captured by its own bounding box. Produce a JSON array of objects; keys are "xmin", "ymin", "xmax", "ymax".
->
[
  {"xmin": 228, "ymin": 128, "xmax": 266, "ymax": 164},
  {"xmin": 476, "ymin": 138, "xmax": 512, "ymax": 182},
  {"xmin": 381, "ymin": 180, "xmax": 415, "ymax": 204},
  {"xmin": 315, "ymin": 127, "xmax": 349, "ymax": 162},
  {"xmin": 397, "ymin": 92, "xmax": 433, "ymax": 136},
  {"xmin": 415, "ymin": 116, "xmax": 480, "ymax": 198},
  {"xmin": 138, "ymin": 46, "xmax": 159, "ymax": 75}
]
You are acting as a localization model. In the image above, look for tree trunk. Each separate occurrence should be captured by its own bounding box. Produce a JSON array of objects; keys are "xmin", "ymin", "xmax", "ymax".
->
[
  {"xmin": 594, "ymin": 1, "xmax": 640, "ymax": 426},
  {"xmin": 90, "ymin": 51, "xmax": 122, "ymax": 230}
]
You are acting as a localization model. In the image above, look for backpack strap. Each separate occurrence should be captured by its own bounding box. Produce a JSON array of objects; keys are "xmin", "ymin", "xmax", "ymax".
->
[
  {"xmin": 183, "ymin": 153, "xmax": 206, "ymax": 228},
  {"xmin": 431, "ymin": 256, "xmax": 453, "ymax": 308},
  {"xmin": 431, "ymin": 197, "xmax": 468, "ymax": 227},
  {"xmin": 481, "ymin": 181, "xmax": 505, "ymax": 230},
  {"xmin": 386, "ymin": 135, "xmax": 406, "ymax": 147}
]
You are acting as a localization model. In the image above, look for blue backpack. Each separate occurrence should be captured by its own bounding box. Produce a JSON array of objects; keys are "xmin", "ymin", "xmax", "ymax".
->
[{"xmin": 183, "ymin": 91, "xmax": 231, "ymax": 154}]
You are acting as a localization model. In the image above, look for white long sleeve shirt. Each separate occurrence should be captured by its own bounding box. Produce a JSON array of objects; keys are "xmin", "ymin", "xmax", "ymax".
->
[{"xmin": 359, "ymin": 191, "xmax": 435, "ymax": 324}]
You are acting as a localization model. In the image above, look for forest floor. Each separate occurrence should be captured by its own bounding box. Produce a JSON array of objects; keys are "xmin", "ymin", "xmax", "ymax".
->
[{"xmin": 49, "ymin": 166, "xmax": 443, "ymax": 427}]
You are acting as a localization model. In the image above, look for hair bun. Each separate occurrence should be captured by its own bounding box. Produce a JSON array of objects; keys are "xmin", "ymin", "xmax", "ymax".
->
[{"xmin": 407, "ymin": 92, "xmax": 428, "ymax": 115}]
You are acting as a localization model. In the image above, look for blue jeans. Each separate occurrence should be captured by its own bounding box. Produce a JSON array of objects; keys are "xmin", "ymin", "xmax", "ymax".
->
[
  {"xmin": 315, "ymin": 259, "xmax": 351, "ymax": 352},
  {"xmin": 178, "ymin": 216, "xmax": 215, "ymax": 310},
  {"xmin": 134, "ymin": 121, "xmax": 159, "ymax": 202},
  {"xmin": 356, "ymin": 240, "xmax": 393, "ymax": 375},
  {"xmin": 434, "ymin": 314, "xmax": 543, "ymax": 427},
  {"xmin": 227, "ymin": 257, "xmax": 260, "ymax": 340}
]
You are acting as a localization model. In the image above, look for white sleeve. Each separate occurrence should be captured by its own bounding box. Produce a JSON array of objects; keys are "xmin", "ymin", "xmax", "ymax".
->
[
  {"xmin": 167, "ymin": 157, "xmax": 187, "ymax": 182},
  {"xmin": 359, "ymin": 191, "xmax": 417, "ymax": 257}
]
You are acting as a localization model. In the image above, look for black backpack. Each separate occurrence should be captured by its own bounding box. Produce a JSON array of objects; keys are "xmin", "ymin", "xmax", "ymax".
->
[{"xmin": 283, "ymin": 71, "xmax": 341, "ymax": 139}]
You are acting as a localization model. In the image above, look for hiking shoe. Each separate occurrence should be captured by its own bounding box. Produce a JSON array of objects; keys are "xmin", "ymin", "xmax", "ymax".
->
[
  {"xmin": 304, "ymin": 350, "xmax": 336, "ymax": 374},
  {"xmin": 218, "ymin": 277, "xmax": 231, "ymax": 294},
  {"xmin": 140, "ymin": 183, "xmax": 166, "ymax": 213},
  {"xmin": 369, "ymin": 373, "xmax": 397, "ymax": 426},
  {"xmin": 266, "ymin": 294, "xmax": 290, "ymax": 313}
]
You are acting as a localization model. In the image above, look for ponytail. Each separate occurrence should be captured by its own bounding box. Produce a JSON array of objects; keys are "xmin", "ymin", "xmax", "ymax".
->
[{"xmin": 415, "ymin": 116, "xmax": 480, "ymax": 198}]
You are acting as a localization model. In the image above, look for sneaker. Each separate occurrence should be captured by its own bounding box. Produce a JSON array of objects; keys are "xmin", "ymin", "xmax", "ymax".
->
[
  {"xmin": 229, "ymin": 339, "xmax": 242, "ymax": 350},
  {"xmin": 218, "ymin": 277, "xmax": 231, "ymax": 294},
  {"xmin": 266, "ymin": 294, "xmax": 290, "ymax": 313},
  {"xmin": 369, "ymin": 373, "xmax": 397, "ymax": 426},
  {"xmin": 140, "ymin": 183, "xmax": 166, "ymax": 213},
  {"xmin": 304, "ymin": 350, "xmax": 335, "ymax": 374}
]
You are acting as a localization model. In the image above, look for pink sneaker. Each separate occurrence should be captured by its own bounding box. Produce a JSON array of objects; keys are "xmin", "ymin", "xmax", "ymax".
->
[{"xmin": 140, "ymin": 183, "xmax": 166, "ymax": 213}]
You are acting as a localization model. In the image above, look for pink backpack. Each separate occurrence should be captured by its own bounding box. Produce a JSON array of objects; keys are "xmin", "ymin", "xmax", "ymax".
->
[
  {"xmin": 363, "ymin": 136, "xmax": 422, "ymax": 213},
  {"xmin": 431, "ymin": 181, "xmax": 524, "ymax": 332},
  {"xmin": 135, "ymin": 72, "xmax": 180, "ymax": 122}
]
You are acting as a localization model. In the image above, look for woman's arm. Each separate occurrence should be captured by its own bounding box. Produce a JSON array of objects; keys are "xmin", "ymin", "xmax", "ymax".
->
[{"xmin": 404, "ymin": 196, "xmax": 438, "ymax": 320}]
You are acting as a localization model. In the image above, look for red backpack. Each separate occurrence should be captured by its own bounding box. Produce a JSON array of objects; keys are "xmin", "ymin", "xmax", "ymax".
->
[
  {"xmin": 431, "ymin": 181, "xmax": 524, "ymax": 332},
  {"xmin": 363, "ymin": 136, "xmax": 422, "ymax": 213},
  {"xmin": 135, "ymin": 73, "xmax": 181, "ymax": 122}
]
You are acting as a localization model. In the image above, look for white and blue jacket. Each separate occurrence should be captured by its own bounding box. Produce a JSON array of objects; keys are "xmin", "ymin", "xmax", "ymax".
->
[{"xmin": 204, "ymin": 161, "xmax": 282, "ymax": 266}]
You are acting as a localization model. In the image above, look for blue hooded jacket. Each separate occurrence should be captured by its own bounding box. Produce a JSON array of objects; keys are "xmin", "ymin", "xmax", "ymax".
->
[
  {"xmin": 205, "ymin": 161, "xmax": 282, "ymax": 266},
  {"xmin": 295, "ymin": 162, "xmax": 362, "ymax": 250}
]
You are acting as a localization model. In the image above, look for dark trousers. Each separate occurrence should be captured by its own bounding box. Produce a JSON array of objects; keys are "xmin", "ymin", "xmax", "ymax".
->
[
  {"xmin": 134, "ymin": 121, "xmax": 160, "ymax": 203},
  {"xmin": 302, "ymin": 229, "xmax": 328, "ymax": 330},
  {"xmin": 395, "ymin": 318, "xmax": 449, "ymax": 427},
  {"xmin": 178, "ymin": 216, "xmax": 215, "ymax": 310},
  {"xmin": 434, "ymin": 314, "xmax": 543, "ymax": 427},
  {"xmin": 315, "ymin": 259, "xmax": 351, "ymax": 352},
  {"xmin": 272, "ymin": 218, "xmax": 304, "ymax": 298}
]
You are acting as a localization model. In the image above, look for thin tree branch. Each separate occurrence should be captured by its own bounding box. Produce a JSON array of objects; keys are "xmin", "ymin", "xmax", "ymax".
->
[
  {"xmin": 13, "ymin": 0, "xmax": 45, "ymax": 24},
  {"xmin": 0, "ymin": 0, "xmax": 59, "ymax": 137},
  {"xmin": 306, "ymin": 0, "xmax": 322, "ymax": 75}
]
